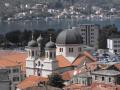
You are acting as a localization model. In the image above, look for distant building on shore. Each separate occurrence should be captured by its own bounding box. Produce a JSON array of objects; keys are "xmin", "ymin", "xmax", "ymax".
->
[
  {"xmin": 107, "ymin": 34, "xmax": 120, "ymax": 54},
  {"xmin": 75, "ymin": 24, "xmax": 100, "ymax": 48}
]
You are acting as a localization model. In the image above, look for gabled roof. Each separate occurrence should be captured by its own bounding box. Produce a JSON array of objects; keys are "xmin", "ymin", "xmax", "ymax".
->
[
  {"xmin": 17, "ymin": 75, "xmax": 48, "ymax": 90},
  {"xmin": 83, "ymin": 51, "xmax": 96, "ymax": 61},
  {"xmin": 72, "ymin": 51, "xmax": 96, "ymax": 66},
  {"xmin": 72, "ymin": 55, "xmax": 86, "ymax": 66},
  {"xmin": 56, "ymin": 55, "xmax": 72, "ymax": 68}
]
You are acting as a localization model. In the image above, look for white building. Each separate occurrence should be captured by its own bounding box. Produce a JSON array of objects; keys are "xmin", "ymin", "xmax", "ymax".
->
[
  {"xmin": 107, "ymin": 35, "xmax": 120, "ymax": 54},
  {"xmin": 75, "ymin": 24, "xmax": 100, "ymax": 48},
  {"xmin": 0, "ymin": 50, "xmax": 27, "ymax": 90},
  {"xmin": 26, "ymin": 28, "xmax": 88, "ymax": 77}
]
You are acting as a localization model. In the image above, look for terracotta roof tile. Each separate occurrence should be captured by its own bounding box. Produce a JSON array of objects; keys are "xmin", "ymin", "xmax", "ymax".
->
[
  {"xmin": 56, "ymin": 55, "xmax": 72, "ymax": 68},
  {"xmin": 83, "ymin": 51, "xmax": 96, "ymax": 61},
  {"xmin": 72, "ymin": 55, "xmax": 86, "ymax": 66},
  {"xmin": 0, "ymin": 50, "xmax": 27, "ymax": 72},
  {"xmin": 91, "ymin": 82, "xmax": 116, "ymax": 90},
  {"xmin": 61, "ymin": 70, "xmax": 74, "ymax": 81},
  {"xmin": 64, "ymin": 84, "xmax": 91, "ymax": 90},
  {"xmin": 17, "ymin": 75, "xmax": 48, "ymax": 89}
]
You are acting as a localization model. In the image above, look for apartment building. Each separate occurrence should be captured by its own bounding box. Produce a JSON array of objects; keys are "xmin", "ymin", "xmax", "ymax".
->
[
  {"xmin": 0, "ymin": 50, "xmax": 27, "ymax": 90},
  {"xmin": 75, "ymin": 24, "xmax": 100, "ymax": 48}
]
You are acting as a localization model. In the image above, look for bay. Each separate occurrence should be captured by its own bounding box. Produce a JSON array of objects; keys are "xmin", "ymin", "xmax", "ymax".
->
[{"xmin": 0, "ymin": 18, "xmax": 120, "ymax": 34}]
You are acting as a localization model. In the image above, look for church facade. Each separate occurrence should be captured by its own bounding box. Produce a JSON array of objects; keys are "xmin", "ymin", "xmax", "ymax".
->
[{"xmin": 25, "ymin": 29, "xmax": 89, "ymax": 77}]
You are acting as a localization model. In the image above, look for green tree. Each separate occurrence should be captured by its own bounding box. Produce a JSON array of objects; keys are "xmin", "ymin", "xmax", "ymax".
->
[{"xmin": 48, "ymin": 73, "xmax": 65, "ymax": 88}]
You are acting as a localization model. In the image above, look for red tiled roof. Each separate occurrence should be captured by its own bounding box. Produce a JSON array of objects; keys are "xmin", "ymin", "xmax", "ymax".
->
[
  {"xmin": 17, "ymin": 75, "xmax": 48, "ymax": 90},
  {"xmin": 64, "ymin": 84, "xmax": 91, "ymax": 90},
  {"xmin": 61, "ymin": 70, "xmax": 74, "ymax": 81},
  {"xmin": 56, "ymin": 55, "xmax": 72, "ymax": 68},
  {"xmin": 91, "ymin": 82, "xmax": 116, "ymax": 90},
  {"xmin": 0, "ymin": 50, "xmax": 27, "ymax": 72},
  {"xmin": 72, "ymin": 55, "xmax": 86, "ymax": 66},
  {"xmin": 83, "ymin": 51, "xmax": 96, "ymax": 61}
]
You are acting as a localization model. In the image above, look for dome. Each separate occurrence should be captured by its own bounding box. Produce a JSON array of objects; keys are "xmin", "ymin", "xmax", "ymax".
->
[
  {"xmin": 56, "ymin": 29, "xmax": 83, "ymax": 44},
  {"xmin": 45, "ymin": 41, "xmax": 56, "ymax": 49},
  {"xmin": 28, "ymin": 40, "xmax": 38, "ymax": 47},
  {"xmin": 37, "ymin": 34, "xmax": 43, "ymax": 43}
]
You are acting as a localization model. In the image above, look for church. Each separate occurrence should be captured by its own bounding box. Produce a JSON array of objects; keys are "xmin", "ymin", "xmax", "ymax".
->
[{"xmin": 25, "ymin": 28, "xmax": 95, "ymax": 77}]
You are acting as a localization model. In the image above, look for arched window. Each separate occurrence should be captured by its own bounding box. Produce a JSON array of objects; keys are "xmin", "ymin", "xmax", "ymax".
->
[
  {"xmin": 50, "ymin": 52, "xmax": 52, "ymax": 58},
  {"xmin": 59, "ymin": 48, "xmax": 63, "ymax": 52},
  {"xmin": 109, "ymin": 77, "xmax": 111, "ymax": 82},
  {"xmin": 32, "ymin": 51, "xmax": 34, "ymax": 56},
  {"xmin": 38, "ymin": 61, "xmax": 40, "ymax": 66},
  {"xmin": 102, "ymin": 77, "xmax": 104, "ymax": 81},
  {"xmin": 69, "ymin": 48, "xmax": 73, "ymax": 53}
]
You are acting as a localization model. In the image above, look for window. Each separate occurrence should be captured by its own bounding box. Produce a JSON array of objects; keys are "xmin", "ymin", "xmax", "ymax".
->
[
  {"xmin": 13, "ymin": 76, "xmax": 19, "ymax": 82},
  {"xmin": 91, "ymin": 40, "xmax": 94, "ymax": 42},
  {"xmin": 91, "ymin": 33, "xmax": 94, "ymax": 35},
  {"xmin": 102, "ymin": 77, "xmax": 104, "ymax": 81},
  {"xmin": 13, "ymin": 68, "xmax": 19, "ymax": 73},
  {"xmin": 109, "ymin": 77, "xmax": 111, "ymax": 82},
  {"xmin": 38, "ymin": 73, "xmax": 40, "ymax": 76},
  {"xmin": 114, "ymin": 41, "xmax": 117, "ymax": 43},
  {"xmin": 50, "ymin": 52, "xmax": 52, "ymax": 58},
  {"xmin": 8, "ymin": 69, "xmax": 11, "ymax": 73},
  {"xmin": 32, "ymin": 51, "xmax": 34, "ymax": 56},
  {"xmin": 59, "ymin": 48, "xmax": 63, "ymax": 52},
  {"xmin": 95, "ymin": 76, "xmax": 97, "ymax": 80},
  {"xmin": 114, "ymin": 45, "xmax": 117, "ymax": 47},
  {"xmin": 78, "ymin": 47, "xmax": 81, "ymax": 52},
  {"xmin": 38, "ymin": 61, "xmax": 40, "ymax": 66},
  {"xmin": 81, "ymin": 29, "xmax": 85, "ymax": 31},
  {"xmin": 91, "ymin": 37, "xmax": 94, "ymax": 39},
  {"xmin": 82, "ymin": 33, "xmax": 85, "ymax": 35},
  {"xmin": 69, "ymin": 48, "xmax": 73, "ymax": 53}
]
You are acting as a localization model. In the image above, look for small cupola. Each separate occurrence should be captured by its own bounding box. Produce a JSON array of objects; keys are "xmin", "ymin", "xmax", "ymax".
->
[{"xmin": 28, "ymin": 32, "xmax": 38, "ymax": 47}]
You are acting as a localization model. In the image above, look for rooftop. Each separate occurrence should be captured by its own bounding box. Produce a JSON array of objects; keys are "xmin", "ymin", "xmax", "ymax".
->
[
  {"xmin": 91, "ymin": 70, "xmax": 120, "ymax": 76},
  {"xmin": 0, "ymin": 50, "xmax": 27, "ymax": 71},
  {"xmin": 17, "ymin": 75, "xmax": 48, "ymax": 90}
]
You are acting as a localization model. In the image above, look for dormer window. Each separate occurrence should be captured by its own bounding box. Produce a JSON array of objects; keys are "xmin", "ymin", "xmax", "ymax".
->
[{"xmin": 69, "ymin": 48, "xmax": 73, "ymax": 53}]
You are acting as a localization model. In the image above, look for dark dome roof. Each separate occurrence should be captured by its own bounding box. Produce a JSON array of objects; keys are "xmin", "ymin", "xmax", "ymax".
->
[
  {"xmin": 37, "ymin": 35, "xmax": 43, "ymax": 43},
  {"xmin": 56, "ymin": 29, "xmax": 83, "ymax": 44},
  {"xmin": 28, "ymin": 40, "xmax": 38, "ymax": 47},
  {"xmin": 45, "ymin": 41, "xmax": 56, "ymax": 49}
]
